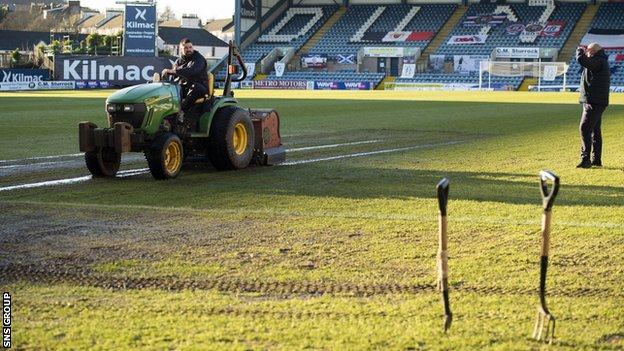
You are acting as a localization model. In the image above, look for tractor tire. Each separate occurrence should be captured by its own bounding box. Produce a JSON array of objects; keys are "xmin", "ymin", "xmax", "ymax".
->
[
  {"xmin": 144, "ymin": 133, "xmax": 184, "ymax": 180},
  {"xmin": 208, "ymin": 106, "xmax": 254, "ymax": 170},
  {"xmin": 85, "ymin": 147, "xmax": 120, "ymax": 177}
]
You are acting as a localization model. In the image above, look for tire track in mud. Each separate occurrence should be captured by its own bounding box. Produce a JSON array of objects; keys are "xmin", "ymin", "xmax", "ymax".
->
[{"xmin": 1, "ymin": 264, "xmax": 620, "ymax": 299}]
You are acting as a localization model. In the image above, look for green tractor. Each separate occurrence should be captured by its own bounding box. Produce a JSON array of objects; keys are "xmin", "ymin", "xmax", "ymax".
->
[{"xmin": 78, "ymin": 42, "xmax": 285, "ymax": 179}]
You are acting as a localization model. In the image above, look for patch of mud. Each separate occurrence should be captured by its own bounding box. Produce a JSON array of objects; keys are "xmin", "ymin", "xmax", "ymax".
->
[
  {"xmin": 0, "ymin": 202, "xmax": 257, "ymax": 267},
  {"xmin": 597, "ymin": 333, "xmax": 624, "ymax": 345},
  {"xmin": 1, "ymin": 263, "xmax": 622, "ymax": 299},
  {"xmin": 1, "ymin": 202, "xmax": 622, "ymax": 299}
]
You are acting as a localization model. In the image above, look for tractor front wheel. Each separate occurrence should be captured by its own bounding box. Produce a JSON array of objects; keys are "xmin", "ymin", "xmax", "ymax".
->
[
  {"xmin": 208, "ymin": 106, "xmax": 254, "ymax": 170},
  {"xmin": 85, "ymin": 147, "xmax": 121, "ymax": 177},
  {"xmin": 145, "ymin": 133, "xmax": 184, "ymax": 180}
]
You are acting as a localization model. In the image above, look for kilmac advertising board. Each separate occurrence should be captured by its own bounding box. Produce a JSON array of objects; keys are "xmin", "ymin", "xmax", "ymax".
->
[
  {"xmin": 123, "ymin": 4, "xmax": 157, "ymax": 57},
  {"xmin": 55, "ymin": 56, "xmax": 173, "ymax": 86},
  {"xmin": 1, "ymin": 69, "xmax": 50, "ymax": 82}
]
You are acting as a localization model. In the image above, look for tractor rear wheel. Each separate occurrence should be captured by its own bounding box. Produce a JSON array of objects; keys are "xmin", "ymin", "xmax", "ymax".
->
[
  {"xmin": 85, "ymin": 147, "xmax": 120, "ymax": 177},
  {"xmin": 208, "ymin": 106, "xmax": 254, "ymax": 170},
  {"xmin": 145, "ymin": 133, "xmax": 184, "ymax": 180}
]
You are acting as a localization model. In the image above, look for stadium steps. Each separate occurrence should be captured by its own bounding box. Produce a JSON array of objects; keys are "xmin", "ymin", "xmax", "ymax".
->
[
  {"xmin": 518, "ymin": 78, "xmax": 537, "ymax": 91},
  {"xmin": 254, "ymin": 74, "xmax": 268, "ymax": 80},
  {"xmin": 558, "ymin": 4, "xmax": 598, "ymax": 61},
  {"xmin": 376, "ymin": 75, "xmax": 395, "ymax": 90},
  {"xmin": 416, "ymin": 5, "xmax": 468, "ymax": 67},
  {"xmin": 290, "ymin": 6, "xmax": 347, "ymax": 67}
]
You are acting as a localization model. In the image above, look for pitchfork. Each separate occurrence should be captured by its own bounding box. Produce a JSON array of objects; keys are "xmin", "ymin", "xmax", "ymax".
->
[
  {"xmin": 436, "ymin": 178, "xmax": 452, "ymax": 333},
  {"xmin": 532, "ymin": 170, "xmax": 560, "ymax": 344}
]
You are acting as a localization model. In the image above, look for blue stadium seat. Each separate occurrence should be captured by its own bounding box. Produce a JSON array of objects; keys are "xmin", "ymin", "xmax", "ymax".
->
[
  {"xmin": 552, "ymin": 3, "xmax": 624, "ymax": 88},
  {"xmin": 311, "ymin": 4, "xmax": 456, "ymax": 60}
]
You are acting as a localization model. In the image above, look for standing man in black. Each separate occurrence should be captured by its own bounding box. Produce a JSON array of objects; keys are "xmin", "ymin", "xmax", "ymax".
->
[
  {"xmin": 576, "ymin": 42, "xmax": 611, "ymax": 168},
  {"xmin": 162, "ymin": 38, "xmax": 208, "ymax": 120}
]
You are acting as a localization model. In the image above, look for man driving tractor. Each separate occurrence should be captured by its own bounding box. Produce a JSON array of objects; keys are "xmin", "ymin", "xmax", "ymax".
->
[{"xmin": 161, "ymin": 38, "xmax": 208, "ymax": 120}]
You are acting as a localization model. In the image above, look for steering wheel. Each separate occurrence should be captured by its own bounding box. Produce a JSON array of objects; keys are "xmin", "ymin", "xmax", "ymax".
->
[
  {"xmin": 161, "ymin": 69, "xmax": 186, "ymax": 84},
  {"xmin": 173, "ymin": 75, "xmax": 188, "ymax": 85}
]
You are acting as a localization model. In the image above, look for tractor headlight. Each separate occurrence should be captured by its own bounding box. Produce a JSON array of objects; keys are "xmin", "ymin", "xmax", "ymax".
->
[
  {"xmin": 106, "ymin": 104, "xmax": 117, "ymax": 112},
  {"xmin": 123, "ymin": 105, "xmax": 134, "ymax": 112}
]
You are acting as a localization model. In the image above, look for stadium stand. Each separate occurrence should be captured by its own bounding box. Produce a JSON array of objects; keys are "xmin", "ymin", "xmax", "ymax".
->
[
  {"xmin": 311, "ymin": 4, "xmax": 456, "ymax": 59},
  {"xmin": 396, "ymin": 2, "xmax": 585, "ymax": 90},
  {"xmin": 552, "ymin": 3, "xmax": 624, "ymax": 89},
  {"xmin": 219, "ymin": 1, "xmax": 623, "ymax": 91},
  {"xmin": 423, "ymin": 3, "xmax": 585, "ymax": 56},
  {"xmin": 264, "ymin": 71, "xmax": 385, "ymax": 87},
  {"xmin": 215, "ymin": 5, "xmax": 338, "ymax": 80},
  {"xmin": 255, "ymin": 4, "xmax": 455, "ymax": 88}
]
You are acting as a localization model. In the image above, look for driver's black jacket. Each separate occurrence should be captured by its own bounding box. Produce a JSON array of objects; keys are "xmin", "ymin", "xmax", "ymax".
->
[{"xmin": 173, "ymin": 50, "xmax": 208, "ymax": 87}]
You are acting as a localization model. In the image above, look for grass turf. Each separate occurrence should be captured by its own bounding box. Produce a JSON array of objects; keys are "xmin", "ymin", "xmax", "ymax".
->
[{"xmin": 0, "ymin": 90, "xmax": 623, "ymax": 350}]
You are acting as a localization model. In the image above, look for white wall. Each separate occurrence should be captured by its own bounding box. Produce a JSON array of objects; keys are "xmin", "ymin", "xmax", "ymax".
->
[
  {"xmin": 158, "ymin": 37, "xmax": 227, "ymax": 59},
  {"xmin": 293, "ymin": 0, "xmax": 340, "ymax": 4},
  {"xmin": 164, "ymin": 44, "xmax": 228, "ymax": 59},
  {"xmin": 96, "ymin": 27, "xmax": 123, "ymax": 36},
  {"xmin": 350, "ymin": 0, "xmax": 399, "ymax": 4},
  {"xmin": 407, "ymin": 0, "xmax": 460, "ymax": 3},
  {"xmin": 181, "ymin": 17, "xmax": 201, "ymax": 28},
  {"xmin": 294, "ymin": 0, "xmax": 588, "ymax": 3},
  {"xmin": 212, "ymin": 46, "xmax": 228, "ymax": 59},
  {"xmin": 262, "ymin": 0, "xmax": 283, "ymax": 16},
  {"xmin": 297, "ymin": 0, "xmax": 465, "ymax": 4},
  {"xmin": 209, "ymin": 30, "xmax": 235, "ymax": 43}
]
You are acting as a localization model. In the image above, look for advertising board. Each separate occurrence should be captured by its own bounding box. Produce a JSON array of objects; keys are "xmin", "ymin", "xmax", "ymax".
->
[
  {"xmin": 55, "ymin": 55, "xmax": 174, "ymax": 86},
  {"xmin": 123, "ymin": 4, "xmax": 157, "ymax": 57},
  {"xmin": 0, "ymin": 69, "xmax": 50, "ymax": 82}
]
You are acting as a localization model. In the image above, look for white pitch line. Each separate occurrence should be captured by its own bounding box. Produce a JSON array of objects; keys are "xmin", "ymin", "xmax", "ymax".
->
[
  {"xmin": 0, "ymin": 175, "xmax": 92, "ymax": 192},
  {"xmin": 0, "ymin": 141, "xmax": 462, "ymax": 192},
  {"xmin": 0, "ymin": 153, "xmax": 83, "ymax": 164},
  {"xmin": 0, "ymin": 154, "xmax": 145, "ymax": 170},
  {"xmin": 117, "ymin": 168, "xmax": 150, "ymax": 178},
  {"xmin": 0, "ymin": 161, "xmax": 75, "ymax": 170},
  {"xmin": 0, "ymin": 168, "xmax": 150, "ymax": 192},
  {"xmin": 0, "ymin": 140, "xmax": 381, "ymax": 168},
  {"xmin": 281, "ymin": 141, "xmax": 463, "ymax": 166},
  {"xmin": 286, "ymin": 140, "xmax": 381, "ymax": 152}
]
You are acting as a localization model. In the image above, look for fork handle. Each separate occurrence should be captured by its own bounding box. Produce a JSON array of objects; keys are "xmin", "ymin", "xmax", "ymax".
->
[{"xmin": 541, "ymin": 211, "xmax": 551, "ymax": 257}]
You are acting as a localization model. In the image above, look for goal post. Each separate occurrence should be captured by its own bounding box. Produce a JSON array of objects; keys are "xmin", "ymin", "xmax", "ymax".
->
[{"xmin": 479, "ymin": 60, "xmax": 569, "ymax": 91}]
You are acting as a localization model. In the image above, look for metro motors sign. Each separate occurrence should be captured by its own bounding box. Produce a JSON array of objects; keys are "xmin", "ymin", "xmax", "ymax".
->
[{"xmin": 123, "ymin": 4, "xmax": 157, "ymax": 57}]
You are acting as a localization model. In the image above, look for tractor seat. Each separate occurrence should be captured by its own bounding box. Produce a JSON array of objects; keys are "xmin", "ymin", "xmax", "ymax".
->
[{"xmin": 194, "ymin": 72, "xmax": 215, "ymax": 105}]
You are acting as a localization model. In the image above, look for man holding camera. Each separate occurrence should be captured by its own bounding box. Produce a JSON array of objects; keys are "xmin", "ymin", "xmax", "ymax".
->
[{"xmin": 575, "ymin": 43, "xmax": 610, "ymax": 168}]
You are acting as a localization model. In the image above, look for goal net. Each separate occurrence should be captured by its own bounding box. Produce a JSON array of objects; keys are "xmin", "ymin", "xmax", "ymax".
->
[{"xmin": 479, "ymin": 61, "xmax": 569, "ymax": 91}]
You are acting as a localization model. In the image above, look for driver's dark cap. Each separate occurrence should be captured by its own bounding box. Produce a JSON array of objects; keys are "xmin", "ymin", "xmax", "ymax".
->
[{"xmin": 180, "ymin": 38, "xmax": 192, "ymax": 45}]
